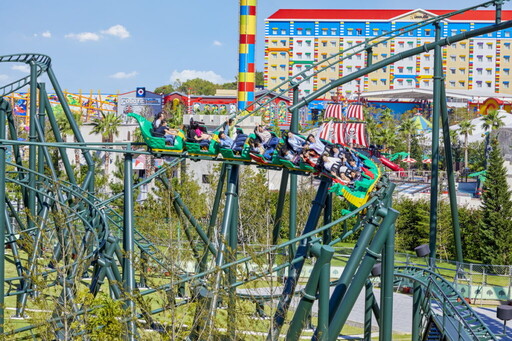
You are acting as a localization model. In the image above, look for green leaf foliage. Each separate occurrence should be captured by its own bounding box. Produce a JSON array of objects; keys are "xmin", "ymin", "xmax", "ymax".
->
[{"xmin": 479, "ymin": 138, "xmax": 512, "ymax": 264}]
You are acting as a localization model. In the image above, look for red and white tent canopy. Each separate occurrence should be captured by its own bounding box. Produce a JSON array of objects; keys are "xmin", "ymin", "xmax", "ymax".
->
[{"xmin": 319, "ymin": 121, "xmax": 368, "ymax": 147}]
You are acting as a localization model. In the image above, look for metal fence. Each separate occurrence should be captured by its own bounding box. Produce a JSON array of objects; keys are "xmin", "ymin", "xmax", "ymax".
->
[{"xmin": 334, "ymin": 248, "xmax": 512, "ymax": 302}]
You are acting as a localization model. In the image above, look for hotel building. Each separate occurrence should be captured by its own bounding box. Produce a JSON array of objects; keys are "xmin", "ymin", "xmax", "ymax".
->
[{"xmin": 264, "ymin": 9, "xmax": 512, "ymax": 99}]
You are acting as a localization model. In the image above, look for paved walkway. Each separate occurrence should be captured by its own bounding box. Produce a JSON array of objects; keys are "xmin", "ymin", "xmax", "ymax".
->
[{"xmin": 239, "ymin": 285, "xmax": 512, "ymax": 339}]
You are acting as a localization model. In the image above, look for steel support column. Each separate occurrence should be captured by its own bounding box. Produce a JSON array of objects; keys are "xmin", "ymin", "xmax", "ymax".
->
[
  {"xmin": 0, "ymin": 98, "xmax": 8, "ymax": 334},
  {"xmin": 203, "ymin": 164, "xmax": 239, "ymax": 338},
  {"xmin": 46, "ymin": 66, "xmax": 94, "ymax": 192},
  {"xmin": 323, "ymin": 192, "xmax": 332, "ymax": 244},
  {"xmin": 429, "ymin": 23, "xmax": 442, "ymax": 262},
  {"xmin": 200, "ymin": 163, "xmax": 227, "ymax": 273},
  {"xmin": 272, "ymin": 168, "xmax": 289, "ymax": 246},
  {"xmin": 327, "ymin": 207, "xmax": 399, "ymax": 341},
  {"xmin": 268, "ymin": 179, "xmax": 331, "ymax": 340},
  {"xmin": 227, "ymin": 178, "xmax": 239, "ymax": 340},
  {"xmin": 380, "ymin": 219, "xmax": 395, "ymax": 341},
  {"xmin": 286, "ymin": 244, "xmax": 334, "ymax": 340},
  {"xmin": 37, "ymin": 83, "xmax": 46, "ymax": 206},
  {"xmin": 123, "ymin": 150, "xmax": 136, "ymax": 340},
  {"xmin": 28, "ymin": 60, "xmax": 37, "ymax": 234},
  {"xmin": 364, "ymin": 280, "xmax": 375, "ymax": 341},
  {"xmin": 288, "ymin": 87, "xmax": 300, "ymax": 265},
  {"xmin": 440, "ymin": 83, "xmax": 463, "ymax": 263},
  {"xmin": 412, "ymin": 281, "xmax": 422, "ymax": 341},
  {"xmin": 327, "ymin": 219, "xmax": 378, "ymax": 322},
  {"xmin": 317, "ymin": 254, "xmax": 331, "ymax": 341}
]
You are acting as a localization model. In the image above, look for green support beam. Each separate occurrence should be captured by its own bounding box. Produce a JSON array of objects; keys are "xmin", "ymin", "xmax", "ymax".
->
[
  {"xmin": 429, "ymin": 23, "xmax": 442, "ymax": 263},
  {"xmin": 327, "ymin": 207, "xmax": 399, "ymax": 341},
  {"xmin": 286, "ymin": 244, "xmax": 334, "ymax": 340},
  {"xmin": 440, "ymin": 82, "xmax": 463, "ymax": 263},
  {"xmin": 268, "ymin": 179, "xmax": 331, "ymax": 340},
  {"xmin": 123, "ymin": 150, "xmax": 137, "ymax": 340},
  {"xmin": 0, "ymin": 98, "xmax": 9, "ymax": 334}
]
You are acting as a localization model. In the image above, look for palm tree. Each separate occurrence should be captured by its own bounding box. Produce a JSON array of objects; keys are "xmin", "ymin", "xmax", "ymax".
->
[
  {"xmin": 91, "ymin": 112, "xmax": 122, "ymax": 173},
  {"xmin": 481, "ymin": 109, "xmax": 505, "ymax": 133},
  {"xmin": 376, "ymin": 127, "xmax": 398, "ymax": 154},
  {"xmin": 55, "ymin": 108, "xmax": 83, "ymax": 165},
  {"xmin": 458, "ymin": 120, "xmax": 475, "ymax": 170},
  {"xmin": 398, "ymin": 118, "xmax": 416, "ymax": 170},
  {"xmin": 380, "ymin": 108, "xmax": 395, "ymax": 130},
  {"xmin": 365, "ymin": 115, "xmax": 378, "ymax": 145},
  {"xmin": 481, "ymin": 109, "xmax": 505, "ymax": 165}
]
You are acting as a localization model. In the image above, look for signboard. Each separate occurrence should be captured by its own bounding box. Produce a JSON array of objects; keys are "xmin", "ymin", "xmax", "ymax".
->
[
  {"xmin": 118, "ymin": 90, "xmax": 163, "ymax": 123},
  {"xmin": 136, "ymin": 87, "xmax": 146, "ymax": 97}
]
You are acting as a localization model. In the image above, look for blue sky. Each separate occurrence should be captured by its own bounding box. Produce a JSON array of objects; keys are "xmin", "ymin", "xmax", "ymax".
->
[{"xmin": 1, "ymin": 0, "xmax": 511, "ymax": 94}]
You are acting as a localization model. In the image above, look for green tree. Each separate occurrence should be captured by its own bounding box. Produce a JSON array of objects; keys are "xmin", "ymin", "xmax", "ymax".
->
[
  {"xmin": 255, "ymin": 71, "xmax": 264, "ymax": 87},
  {"xmin": 91, "ymin": 112, "xmax": 123, "ymax": 173},
  {"xmin": 458, "ymin": 120, "xmax": 475, "ymax": 170},
  {"xmin": 379, "ymin": 108, "xmax": 395, "ymax": 130},
  {"xmin": 393, "ymin": 198, "xmax": 429, "ymax": 252},
  {"xmin": 54, "ymin": 106, "xmax": 83, "ymax": 165},
  {"xmin": 398, "ymin": 118, "xmax": 416, "ymax": 169},
  {"xmin": 481, "ymin": 110, "xmax": 505, "ymax": 133},
  {"xmin": 176, "ymin": 78, "xmax": 217, "ymax": 96},
  {"xmin": 154, "ymin": 84, "xmax": 174, "ymax": 94},
  {"xmin": 364, "ymin": 114, "xmax": 378, "ymax": 145},
  {"xmin": 467, "ymin": 140, "xmax": 486, "ymax": 172},
  {"xmin": 91, "ymin": 112, "xmax": 122, "ymax": 143},
  {"xmin": 479, "ymin": 138, "xmax": 512, "ymax": 264},
  {"xmin": 459, "ymin": 206, "xmax": 483, "ymax": 261},
  {"xmin": 375, "ymin": 127, "xmax": 398, "ymax": 154}
]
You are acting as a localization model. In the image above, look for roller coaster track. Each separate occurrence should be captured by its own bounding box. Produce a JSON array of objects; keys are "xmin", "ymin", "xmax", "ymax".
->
[
  {"xmin": 0, "ymin": 54, "xmax": 51, "ymax": 96},
  {"xmin": 0, "ymin": 1, "xmax": 510, "ymax": 339},
  {"xmin": 395, "ymin": 266, "xmax": 497, "ymax": 340}
]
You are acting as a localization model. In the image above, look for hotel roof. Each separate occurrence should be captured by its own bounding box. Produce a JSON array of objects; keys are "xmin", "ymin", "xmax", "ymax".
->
[{"xmin": 267, "ymin": 9, "xmax": 512, "ymax": 22}]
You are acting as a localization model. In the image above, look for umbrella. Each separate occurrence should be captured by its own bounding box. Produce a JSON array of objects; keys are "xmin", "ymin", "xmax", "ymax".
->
[
  {"xmin": 468, "ymin": 170, "xmax": 486, "ymax": 177},
  {"xmin": 389, "ymin": 152, "xmax": 409, "ymax": 162},
  {"xmin": 468, "ymin": 170, "xmax": 487, "ymax": 182},
  {"xmin": 411, "ymin": 114, "xmax": 432, "ymax": 134},
  {"xmin": 422, "ymin": 158, "xmax": 432, "ymax": 164},
  {"xmin": 401, "ymin": 157, "xmax": 417, "ymax": 163}
]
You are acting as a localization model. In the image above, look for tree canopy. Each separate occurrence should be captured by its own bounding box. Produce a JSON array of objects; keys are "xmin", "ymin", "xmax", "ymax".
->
[
  {"xmin": 479, "ymin": 138, "xmax": 512, "ymax": 264},
  {"xmin": 153, "ymin": 71, "xmax": 264, "ymax": 95}
]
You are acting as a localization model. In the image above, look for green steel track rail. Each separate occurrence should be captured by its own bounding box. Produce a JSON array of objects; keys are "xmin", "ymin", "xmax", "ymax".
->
[{"xmin": 395, "ymin": 266, "xmax": 497, "ymax": 341}]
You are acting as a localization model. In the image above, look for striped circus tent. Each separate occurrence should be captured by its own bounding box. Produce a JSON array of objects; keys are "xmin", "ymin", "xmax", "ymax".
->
[
  {"xmin": 319, "ymin": 121, "xmax": 369, "ymax": 147},
  {"xmin": 346, "ymin": 104, "xmax": 364, "ymax": 121},
  {"xmin": 324, "ymin": 103, "xmax": 344, "ymax": 120}
]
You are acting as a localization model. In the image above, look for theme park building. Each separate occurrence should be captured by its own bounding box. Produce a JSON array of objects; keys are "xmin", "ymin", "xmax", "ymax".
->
[{"xmin": 265, "ymin": 8, "xmax": 512, "ymax": 99}]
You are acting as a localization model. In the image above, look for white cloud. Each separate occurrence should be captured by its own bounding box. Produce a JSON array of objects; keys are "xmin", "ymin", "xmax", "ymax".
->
[
  {"xmin": 109, "ymin": 71, "xmax": 138, "ymax": 79},
  {"xmin": 101, "ymin": 25, "xmax": 130, "ymax": 39},
  {"xmin": 42, "ymin": 31, "xmax": 52, "ymax": 38},
  {"xmin": 12, "ymin": 65, "xmax": 30, "ymax": 73},
  {"xmin": 65, "ymin": 32, "xmax": 100, "ymax": 42},
  {"xmin": 0, "ymin": 74, "xmax": 8, "ymax": 82},
  {"xmin": 170, "ymin": 69, "xmax": 232, "ymax": 84},
  {"xmin": 213, "ymin": 40, "xmax": 222, "ymax": 46}
]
